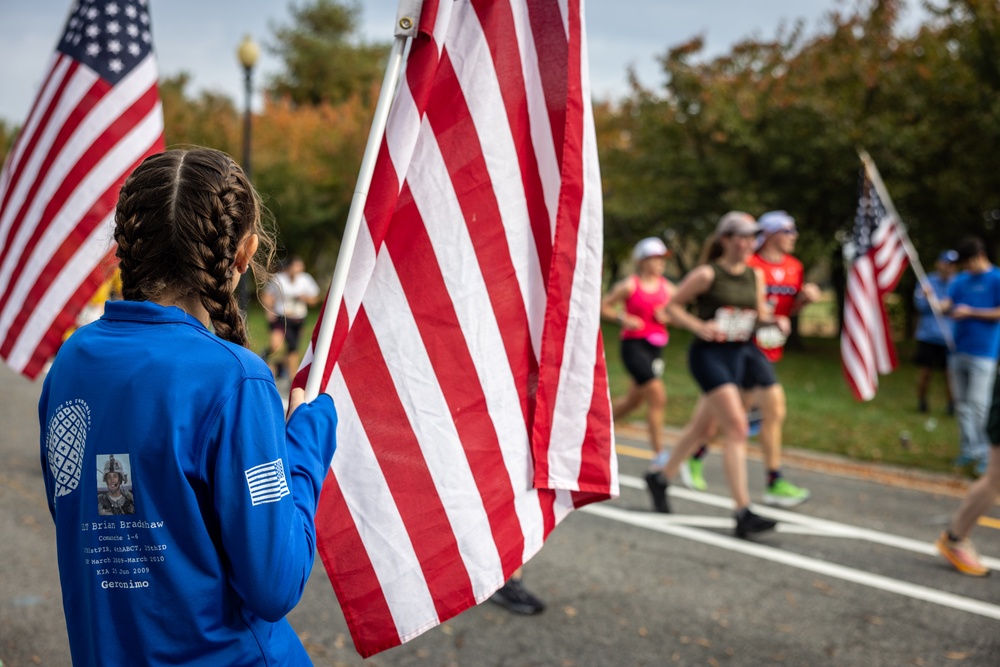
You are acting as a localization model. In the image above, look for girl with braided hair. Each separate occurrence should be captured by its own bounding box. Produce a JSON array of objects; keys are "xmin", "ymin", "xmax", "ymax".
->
[{"xmin": 39, "ymin": 147, "xmax": 338, "ymax": 665}]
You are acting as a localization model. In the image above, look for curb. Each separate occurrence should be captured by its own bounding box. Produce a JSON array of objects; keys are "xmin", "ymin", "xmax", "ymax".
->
[{"xmin": 615, "ymin": 422, "xmax": 973, "ymax": 499}]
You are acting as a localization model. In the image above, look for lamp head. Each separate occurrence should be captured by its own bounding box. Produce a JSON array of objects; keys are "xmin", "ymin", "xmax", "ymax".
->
[{"xmin": 237, "ymin": 35, "xmax": 260, "ymax": 70}]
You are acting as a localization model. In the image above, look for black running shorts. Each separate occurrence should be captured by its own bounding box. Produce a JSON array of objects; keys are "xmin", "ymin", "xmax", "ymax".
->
[
  {"xmin": 688, "ymin": 340, "xmax": 776, "ymax": 394},
  {"xmin": 914, "ymin": 340, "xmax": 949, "ymax": 370},
  {"xmin": 620, "ymin": 338, "xmax": 665, "ymax": 385},
  {"xmin": 270, "ymin": 316, "xmax": 307, "ymax": 352},
  {"xmin": 741, "ymin": 344, "xmax": 779, "ymax": 390}
]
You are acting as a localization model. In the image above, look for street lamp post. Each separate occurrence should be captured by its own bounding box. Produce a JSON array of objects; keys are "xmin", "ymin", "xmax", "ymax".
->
[
  {"xmin": 236, "ymin": 35, "xmax": 259, "ymax": 312},
  {"xmin": 237, "ymin": 34, "xmax": 259, "ymax": 180}
]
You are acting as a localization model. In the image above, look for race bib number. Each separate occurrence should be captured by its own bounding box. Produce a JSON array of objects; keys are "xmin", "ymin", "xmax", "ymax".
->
[
  {"xmin": 755, "ymin": 323, "xmax": 787, "ymax": 350},
  {"xmin": 714, "ymin": 307, "xmax": 757, "ymax": 342},
  {"xmin": 284, "ymin": 298, "xmax": 307, "ymax": 320}
]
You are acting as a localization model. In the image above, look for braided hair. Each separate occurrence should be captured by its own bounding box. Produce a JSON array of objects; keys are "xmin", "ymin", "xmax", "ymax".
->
[{"xmin": 113, "ymin": 148, "xmax": 274, "ymax": 348}]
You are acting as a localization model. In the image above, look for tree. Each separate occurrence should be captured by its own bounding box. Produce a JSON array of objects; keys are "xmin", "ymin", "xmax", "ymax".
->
[
  {"xmin": 268, "ymin": 0, "xmax": 390, "ymax": 106},
  {"xmin": 594, "ymin": 0, "xmax": 1000, "ymax": 339},
  {"xmin": 597, "ymin": 0, "xmax": 1000, "ymax": 287},
  {"xmin": 253, "ymin": 0, "xmax": 394, "ymax": 272},
  {"xmin": 155, "ymin": 70, "xmax": 367, "ymax": 273},
  {"xmin": 159, "ymin": 73, "xmax": 241, "ymax": 155},
  {"xmin": 252, "ymin": 92, "xmax": 376, "ymax": 270}
]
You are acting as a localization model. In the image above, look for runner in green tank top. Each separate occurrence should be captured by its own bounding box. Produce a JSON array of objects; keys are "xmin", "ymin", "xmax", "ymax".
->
[{"xmin": 643, "ymin": 211, "xmax": 783, "ymax": 538}]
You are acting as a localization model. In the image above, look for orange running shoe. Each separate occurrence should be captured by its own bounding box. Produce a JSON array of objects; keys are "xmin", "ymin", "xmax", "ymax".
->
[{"xmin": 936, "ymin": 532, "xmax": 990, "ymax": 577}]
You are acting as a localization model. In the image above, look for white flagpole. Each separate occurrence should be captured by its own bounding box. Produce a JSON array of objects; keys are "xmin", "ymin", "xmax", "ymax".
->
[
  {"xmin": 304, "ymin": 1, "xmax": 423, "ymax": 401},
  {"xmin": 858, "ymin": 149, "xmax": 955, "ymax": 351}
]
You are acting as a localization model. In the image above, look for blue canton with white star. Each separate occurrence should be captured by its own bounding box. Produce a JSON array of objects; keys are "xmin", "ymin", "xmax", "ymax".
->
[
  {"xmin": 58, "ymin": 0, "xmax": 153, "ymax": 84},
  {"xmin": 851, "ymin": 171, "xmax": 886, "ymax": 260}
]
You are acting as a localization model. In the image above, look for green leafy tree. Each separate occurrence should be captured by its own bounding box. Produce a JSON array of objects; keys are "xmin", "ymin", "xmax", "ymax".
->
[
  {"xmin": 268, "ymin": 0, "xmax": 390, "ymax": 106},
  {"xmin": 910, "ymin": 0, "xmax": 1000, "ymax": 251},
  {"xmin": 598, "ymin": 0, "xmax": 1000, "ymax": 323},
  {"xmin": 251, "ymin": 0, "xmax": 393, "ymax": 273}
]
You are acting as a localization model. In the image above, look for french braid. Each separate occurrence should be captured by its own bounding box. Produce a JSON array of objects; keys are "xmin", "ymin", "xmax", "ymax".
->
[{"xmin": 113, "ymin": 148, "xmax": 274, "ymax": 348}]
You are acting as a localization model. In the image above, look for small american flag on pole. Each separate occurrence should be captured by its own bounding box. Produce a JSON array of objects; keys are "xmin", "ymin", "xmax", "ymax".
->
[
  {"xmin": 296, "ymin": 0, "xmax": 616, "ymax": 656},
  {"xmin": 841, "ymin": 163, "xmax": 909, "ymax": 401},
  {"xmin": 0, "ymin": 0, "xmax": 165, "ymax": 379}
]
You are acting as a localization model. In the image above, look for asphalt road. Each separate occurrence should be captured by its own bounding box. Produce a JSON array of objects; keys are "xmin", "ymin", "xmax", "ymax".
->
[{"xmin": 2, "ymin": 364, "xmax": 999, "ymax": 666}]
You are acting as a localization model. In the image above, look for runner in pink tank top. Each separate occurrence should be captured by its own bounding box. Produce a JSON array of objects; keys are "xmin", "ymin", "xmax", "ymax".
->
[
  {"xmin": 602, "ymin": 237, "xmax": 676, "ymax": 460},
  {"xmin": 621, "ymin": 274, "xmax": 671, "ymax": 347}
]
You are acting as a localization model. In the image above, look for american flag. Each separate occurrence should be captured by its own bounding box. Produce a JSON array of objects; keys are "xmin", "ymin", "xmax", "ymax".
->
[
  {"xmin": 0, "ymin": 0, "xmax": 165, "ymax": 378},
  {"xmin": 841, "ymin": 167, "xmax": 909, "ymax": 401},
  {"xmin": 244, "ymin": 459, "xmax": 291, "ymax": 506},
  {"xmin": 295, "ymin": 0, "xmax": 616, "ymax": 656}
]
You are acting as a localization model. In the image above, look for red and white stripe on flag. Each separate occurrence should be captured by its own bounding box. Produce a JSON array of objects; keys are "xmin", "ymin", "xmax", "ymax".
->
[
  {"xmin": 841, "ymin": 171, "xmax": 909, "ymax": 401},
  {"xmin": 0, "ymin": 0, "xmax": 165, "ymax": 379},
  {"xmin": 294, "ymin": 0, "xmax": 616, "ymax": 656}
]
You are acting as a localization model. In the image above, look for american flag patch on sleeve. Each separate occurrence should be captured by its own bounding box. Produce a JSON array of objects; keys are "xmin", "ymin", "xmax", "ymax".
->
[{"xmin": 244, "ymin": 459, "xmax": 290, "ymax": 506}]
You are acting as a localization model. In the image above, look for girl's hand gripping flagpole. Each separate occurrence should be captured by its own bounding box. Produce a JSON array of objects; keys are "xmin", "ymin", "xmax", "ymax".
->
[
  {"xmin": 858, "ymin": 149, "xmax": 956, "ymax": 351},
  {"xmin": 304, "ymin": 1, "xmax": 423, "ymax": 401}
]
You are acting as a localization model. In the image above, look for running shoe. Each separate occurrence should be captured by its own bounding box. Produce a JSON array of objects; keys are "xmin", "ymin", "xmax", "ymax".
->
[
  {"xmin": 763, "ymin": 478, "xmax": 811, "ymax": 508},
  {"xmin": 935, "ymin": 532, "xmax": 990, "ymax": 577},
  {"xmin": 747, "ymin": 407, "xmax": 762, "ymax": 437},
  {"xmin": 679, "ymin": 458, "xmax": 708, "ymax": 491},
  {"xmin": 734, "ymin": 508, "xmax": 777, "ymax": 538},
  {"xmin": 489, "ymin": 578, "xmax": 546, "ymax": 614},
  {"xmin": 644, "ymin": 471, "xmax": 670, "ymax": 513}
]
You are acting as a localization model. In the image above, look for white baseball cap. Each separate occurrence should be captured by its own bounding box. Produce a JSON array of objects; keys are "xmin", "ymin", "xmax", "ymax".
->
[
  {"xmin": 715, "ymin": 211, "xmax": 760, "ymax": 236},
  {"xmin": 632, "ymin": 237, "xmax": 669, "ymax": 262},
  {"xmin": 758, "ymin": 210, "xmax": 796, "ymax": 235}
]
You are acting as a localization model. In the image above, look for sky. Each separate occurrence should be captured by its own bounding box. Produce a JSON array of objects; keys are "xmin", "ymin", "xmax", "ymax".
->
[{"xmin": 0, "ymin": 0, "xmax": 927, "ymax": 125}]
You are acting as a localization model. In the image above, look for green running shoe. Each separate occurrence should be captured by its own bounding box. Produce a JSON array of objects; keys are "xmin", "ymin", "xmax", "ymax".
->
[
  {"xmin": 763, "ymin": 478, "xmax": 811, "ymax": 508},
  {"xmin": 680, "ymin": 458, "xmax": 707, "ymax": 491}
]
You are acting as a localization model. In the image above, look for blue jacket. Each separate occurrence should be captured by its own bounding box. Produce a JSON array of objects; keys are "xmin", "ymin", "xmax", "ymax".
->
[
  {"xmin": 948, "ymin": 266, "xmax": 1000, "ymax": 359},
  {"xmin": 913, "ymin": 271, "xmax": 953, "ymax": 346},
  {"xmin": 39, "ymin": 301, "xmax": 337, "ymax": 666}
]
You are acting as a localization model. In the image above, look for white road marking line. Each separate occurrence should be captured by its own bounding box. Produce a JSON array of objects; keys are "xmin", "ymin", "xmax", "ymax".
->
[
  {"xmin": 581, "ymin": 502, "xmax": 1000, "ymax": 621},
  {"xmin": 775, "ymin": 524, "xmax": 863, "ymax": 537},
  {"xmin": 641, "ymin": 516, "xmax": 735, "ymax": 529},
  {"xmin": 618, "ymin": 473, "xmax": 1000, "ymax": 569}
]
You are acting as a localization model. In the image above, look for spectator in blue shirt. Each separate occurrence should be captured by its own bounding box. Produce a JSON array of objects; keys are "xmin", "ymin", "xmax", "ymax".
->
[
  {"xmin": 936, "ymin": 238, "xmax": 1000, "ymax": 577},
  {"xmin": 913, "ymin": 250, "xmax": 957, "ymax": 414},
  {"xmin": 943, "ymin": 237, "xmax": 1000, "ymax": 476}
]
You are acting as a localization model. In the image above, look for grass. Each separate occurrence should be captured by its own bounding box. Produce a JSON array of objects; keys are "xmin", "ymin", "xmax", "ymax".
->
[
  {"xmin": 603, "ymin": 322, "xmax": 962, "ymax": 475},
  {"xmin": 244, "ymin": 299, "xmax": 962, "ymax": 476}
]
